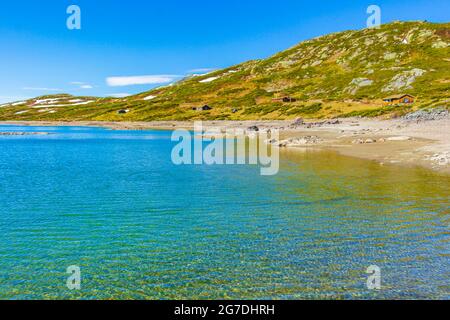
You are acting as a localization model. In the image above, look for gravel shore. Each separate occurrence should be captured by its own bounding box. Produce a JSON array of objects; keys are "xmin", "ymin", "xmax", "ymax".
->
[{"xmin": 1, "ymin": 114, "xmax": 449, "ymax": 174}]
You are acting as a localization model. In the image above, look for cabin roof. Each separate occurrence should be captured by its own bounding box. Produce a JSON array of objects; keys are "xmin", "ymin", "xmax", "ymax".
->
[{"xmin": 383, "ymin": 94, "xmax": 415, "ymax": 100}]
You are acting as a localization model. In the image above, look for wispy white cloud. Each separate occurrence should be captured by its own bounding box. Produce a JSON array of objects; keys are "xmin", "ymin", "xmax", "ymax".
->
[
  {"xmin": 109, "ymin": 93, "xmax": 131, "ymax": 98},
  {"xmin": 23, "ymin": 87, "xmax": 63, "ymax": 91},
  {"xmin": 106, "ymin": 75, "xmax": 180, "ymax": 87},
  {"xmin": 70, "ymin": 82, "xmax": 93, "ymax": 89},
  {"xmin": 188, "ymin": 68, "xmax": 216, "ymax": 74}
]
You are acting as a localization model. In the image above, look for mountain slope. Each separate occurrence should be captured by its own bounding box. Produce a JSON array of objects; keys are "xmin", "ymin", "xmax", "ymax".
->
[{"xmin": 1, "ymin": 21, "xmax": 449, "ymax": 121}]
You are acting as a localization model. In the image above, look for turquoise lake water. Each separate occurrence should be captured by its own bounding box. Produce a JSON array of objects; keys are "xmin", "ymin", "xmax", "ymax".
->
[{"xmin": 0, "ymin": 125, "xmax": 448, "ymax": 299}]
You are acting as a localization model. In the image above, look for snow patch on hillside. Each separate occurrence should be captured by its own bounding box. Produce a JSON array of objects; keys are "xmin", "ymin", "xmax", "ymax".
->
[
  {"xmin": 12, "ymin": 101, "xmax": 26, "ymax": 106},
  {"xmin": 199, "ymin": 76, "xmax": 219, "ymax": 83},
  {"xmin": 32, "ymin": 101, "xmax": 94, "ymax": 108}
]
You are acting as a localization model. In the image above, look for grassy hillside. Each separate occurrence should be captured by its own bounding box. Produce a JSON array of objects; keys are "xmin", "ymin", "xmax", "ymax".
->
[{"xmin": 1, "ymin": 21, "xmax": 449, "ymax": 121}]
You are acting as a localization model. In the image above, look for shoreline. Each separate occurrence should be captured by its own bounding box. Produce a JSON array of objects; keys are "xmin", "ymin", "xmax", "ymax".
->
[{"xmin": 1, "ymin": 118, "xmax": 449, "ymax": 174}]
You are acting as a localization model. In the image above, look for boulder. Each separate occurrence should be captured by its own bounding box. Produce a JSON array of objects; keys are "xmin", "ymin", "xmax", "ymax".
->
[
  {"xmin": 247, "ymin": 126, "xmax": 259, "ymax": 132},
  {"xmin": 403, "ymin": 108, "xmax": 449, "ymax": 122},
  {"xmin": 293, "ymin": 118, "xmax": 304, "ymax": 126}
]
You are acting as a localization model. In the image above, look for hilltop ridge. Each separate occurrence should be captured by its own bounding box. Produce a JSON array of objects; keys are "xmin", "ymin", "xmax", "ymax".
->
[{"xmin": 1, "ymin": 21, "xmax": 449, "ymax": 121}]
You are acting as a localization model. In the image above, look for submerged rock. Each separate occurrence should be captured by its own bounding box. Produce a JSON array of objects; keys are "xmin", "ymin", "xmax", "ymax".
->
[
  {"xmin": 269, "ymin": 136, "xmax": 323, "ymax": 147},
  {"xmin": 0, "ymin": 132, "xmax": 49, "ymax": 136}
]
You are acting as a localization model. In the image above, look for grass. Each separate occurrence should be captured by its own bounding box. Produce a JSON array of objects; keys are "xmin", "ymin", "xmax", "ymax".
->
[{"xmin": 0, "ymin": 21, "xmax": 448, "ymax": 122}]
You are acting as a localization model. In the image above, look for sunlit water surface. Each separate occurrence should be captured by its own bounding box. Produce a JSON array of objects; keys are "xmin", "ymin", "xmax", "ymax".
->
[{"xmin": 0, "ymin": 125, "xmax": 448, "ymax": 299}]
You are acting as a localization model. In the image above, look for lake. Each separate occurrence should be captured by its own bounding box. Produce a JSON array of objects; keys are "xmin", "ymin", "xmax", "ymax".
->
[{"xmin": 0, "ymin": 125, "xmax": 448, "ymax": 299}]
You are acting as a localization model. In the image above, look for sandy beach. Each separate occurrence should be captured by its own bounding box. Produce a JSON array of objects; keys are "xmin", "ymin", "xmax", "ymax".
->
[{"xmin": 1, "ymin": 117, "xmax": 449, "ymax": 174}]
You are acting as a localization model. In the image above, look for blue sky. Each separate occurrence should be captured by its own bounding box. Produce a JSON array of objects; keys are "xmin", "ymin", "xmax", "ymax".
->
[{"xmin": 0, "ymin": 0, "xmax": 448, "ymax": 103}]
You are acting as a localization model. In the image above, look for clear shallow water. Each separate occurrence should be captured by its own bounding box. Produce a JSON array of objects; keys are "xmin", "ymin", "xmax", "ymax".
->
[{"xmin": 0, "ymin": 125, "xmax": 448, "ymax": 300}]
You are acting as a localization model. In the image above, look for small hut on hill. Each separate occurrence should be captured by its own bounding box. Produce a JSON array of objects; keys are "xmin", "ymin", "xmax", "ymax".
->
[
  {"xmin": 192, "ymin": 105, "xmax": 213, "ymax": 111},
  {"xmin": 272, "ymin": 96, "xmax": 297, "ymax": 103},
  {"xmin": 383, "ymin": 94, "xmax": 415, "ymax": 105}
]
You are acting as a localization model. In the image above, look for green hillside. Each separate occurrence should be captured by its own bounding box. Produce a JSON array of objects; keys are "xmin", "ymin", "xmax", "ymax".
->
[{"xmin": 1, "ymin": 21, "xmax": 449, "ymax": 121}]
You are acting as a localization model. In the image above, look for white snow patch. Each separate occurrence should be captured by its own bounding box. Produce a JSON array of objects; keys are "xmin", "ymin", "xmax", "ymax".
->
[
  {"xmin": 15, "ymin": 110, "xmax": 29, "ymax": 115},
  {"xmin": 143, "ymin": 95, "xmax": 157, "ymax": 101},
  {"xmin": 37, "ymin": 109, "xmax": 56, "ymax": 114},
  {"xmin": 32, "ymin": 101, "xmax": 94, "ymax": 108},
  {"xmin": 34, "ymin": 98, "xmax": 62, "ymax": 105},
  {"xmin": 12, "ymin": 101, "xmax": 26, "ymax": 106},
  {"xmin": 199, "ymin": 76, "xmax": 219, "ymax": 83}
]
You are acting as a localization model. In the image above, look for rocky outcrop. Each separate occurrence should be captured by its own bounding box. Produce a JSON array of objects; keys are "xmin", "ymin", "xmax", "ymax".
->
[
  {"xmin": 403, "ymin": 108, "xmax": 449, "ymax": 121},
  {"xmin": 427, "ymin": 152, "xmax": 450, "ymax": 166},
  {"xmin": 432, "ymin": 41, "xmax": 448, "ymax": 48},
  {"xmin": 352, "ymin": 136, "xmax": 412, "ymax": 144},
  {"xmin": 382, "ymin": 68, "xmax": 426, "ymax": 92},
  {"xmin": 247, "ymin": 126, "xmax": 260, "ymax": 132},
  {"xmin": 288, "ymin": 118, "xmax": 305, "ymax": 129},
  {"xmin": 384, "ymin": 52, "xmax": 398, "ymax": 60},
  {"xmin": 268, "ymin": 136, "xmax": 323, "ymax": 147},
  {"xmin": 345, "ymin": 78, "xmax": 374, "ymax": 95}
]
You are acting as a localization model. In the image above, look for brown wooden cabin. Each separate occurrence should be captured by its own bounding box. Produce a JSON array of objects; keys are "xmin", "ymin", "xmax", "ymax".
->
[
  {"xmin": 383, "ymin": 94, "xmax": 415, "ymax": 106},
  {"xmin": 272, "ymin": 96, "xmax": 297, "ymax": 103},
  {"xmin": 192, "ymin": 105, "xmax": 212, "ymax": 111}
]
